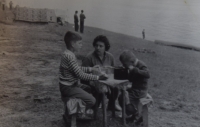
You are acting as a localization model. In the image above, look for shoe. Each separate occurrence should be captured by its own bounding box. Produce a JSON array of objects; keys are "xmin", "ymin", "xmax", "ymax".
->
[
  {"xmin": 63, "ymin": 114, "xmax": 71, "ymax": 123},
  {"xmin": 135, "ymin": 116, "xmax": 143, "ymax": 126},
  {"xmin": 126, "ymin": 112, "xmax": 139, "ymax": 124},
  {"xmin": 77, "ymin": 109, "xmax": 94, "ymax": 121},
  {"xmin": 86, "ymin": 109, "xmax": 94, "ymax": 115},
  {"xmin": 126, "ymin": 115, "xmax": 135, "ymax": 123}
]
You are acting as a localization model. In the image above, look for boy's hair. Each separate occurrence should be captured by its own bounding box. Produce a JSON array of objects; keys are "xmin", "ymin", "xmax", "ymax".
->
[
  {"xmin": 64, "ymin": 31, "xmax": 82, "ymax": 48},
  {"xmin": 75, "ymin": 10, "xmax": 78, "ymax": 13},
  {"xmin": 119, "ymin": 50, "xmax": 137, "ymax": 63},
  {"xmin": 93, "ymin": 35, "xmax": 110, "ymax": 51},
  {"xmin": 81, "ymin": 10, "xmax": 84, "ymax": 13}
]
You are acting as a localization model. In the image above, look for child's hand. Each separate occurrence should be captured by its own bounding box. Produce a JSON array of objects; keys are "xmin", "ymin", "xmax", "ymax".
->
[
  {"xmin": 92, "ymin": 69, "xmax": 101, "ymax": 76},
  {"xmin": 92, "ymin": 65, "xmax": 101, "ymax": 72},
  {"xmin": 99, "ymin": 73, "xmax": 108, "ymax": 80},
  {"xmin": 93, "ymin": 65, "xmax": 100, "ymax": 69},
  {"xmin": 128, "ymin": 65, "xmax": 134, "ymax": 71},
  {"xmin": 130, "ymin": 67, "xmax": 139, "ymax": 73},
  {"xmin": 92, "ymin": 67, "xmax": 100, "ymax": 72}
]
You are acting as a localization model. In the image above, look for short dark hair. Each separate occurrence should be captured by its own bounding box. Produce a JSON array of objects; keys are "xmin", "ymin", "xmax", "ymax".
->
[
  {"xmin": 75, "ymin": 10, "xmax": 78, "ymax": 13},
  {"xmin": 81, "ymin": 10, "xmax": 84, "ymax": 13},
  {"xmin": 119, "ymin": 50, "xmax": 136, "ymax": 63},
  {"xmin": 64, "ymin": 31, "xmax": 82, "ymax": 48},
  {"xmin": 93, "ymin": 35, "xmax": 110, "ymax": 51}
]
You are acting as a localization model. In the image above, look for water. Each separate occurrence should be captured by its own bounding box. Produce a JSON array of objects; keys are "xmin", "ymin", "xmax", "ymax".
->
[{"xmin": 14, "ymin": 0, "xmax": 200, "ymax": 48}]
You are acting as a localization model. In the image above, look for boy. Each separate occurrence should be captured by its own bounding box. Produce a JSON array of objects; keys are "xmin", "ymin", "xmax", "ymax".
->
[
  {"xmin": 119, "ymin": 50, "xmax": 150, "ymax": 122},
  {"xmin": 59, "ymin": 31, "xmax": 107, "ymax": 117}
]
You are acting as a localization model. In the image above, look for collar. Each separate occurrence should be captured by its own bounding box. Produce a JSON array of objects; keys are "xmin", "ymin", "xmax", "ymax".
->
[
  {"xmin": 93, "ymin": 51, "xmax": 107, "ymax": 64},
  {"xmin": 65, "ymin": 49, "xmax": 75, "ymax": 56},
  {"xmin": 93, "ymin": 51, "xmax": 107, "ymax": 58}
]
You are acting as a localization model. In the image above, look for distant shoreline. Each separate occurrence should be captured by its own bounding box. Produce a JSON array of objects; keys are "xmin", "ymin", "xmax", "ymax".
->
[
  {"xmin": 2, "ymin": 21, "xmax": 199, "ymax": 52},
  {"xmin": 80, "ymin": 24, "xmax": 200, "ymax": 52},
  {"xmin": 154, "ymin": 40, "xmax": 200, "ymax": 52},
  {"xmin": 86, "ymin": 24, "xmax": 200, "ymax": 52}
]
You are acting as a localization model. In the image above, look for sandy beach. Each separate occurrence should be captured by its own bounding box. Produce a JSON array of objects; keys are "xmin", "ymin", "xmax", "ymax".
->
[{"xmin": 0, "ymin": 22, "xmax": 200, "ymax": 127}]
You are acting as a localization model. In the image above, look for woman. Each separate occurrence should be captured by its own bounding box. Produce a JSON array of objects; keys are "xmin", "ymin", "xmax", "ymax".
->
[{"xmin": 82, "ymin": 35, "xmax": 122, "ymax": 111}]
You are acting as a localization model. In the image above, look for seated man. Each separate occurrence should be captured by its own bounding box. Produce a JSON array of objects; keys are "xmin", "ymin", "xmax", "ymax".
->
[
  {"xmin": 82, "ymin": 35, "xmax": 122, "ymax": 111},
  {"xmin": 119, "ymin": 50, "xmax": 150, "ymax": 123}
]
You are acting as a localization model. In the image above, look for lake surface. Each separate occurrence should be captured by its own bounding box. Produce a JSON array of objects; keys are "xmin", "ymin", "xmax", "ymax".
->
[{"xmin": 14, "ymin": 0, "xmax": 200, "ymax": 48}]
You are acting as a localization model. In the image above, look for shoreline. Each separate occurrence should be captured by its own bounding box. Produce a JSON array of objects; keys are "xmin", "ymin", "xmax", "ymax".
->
[
  {"xmin": 80, "ymin": 23, "xmax": 200, "ymax": 52},
  {"xmin": 1, "ymin": 21, "xmax": 200, "ymax": 54},
  {"xmin": 2, "ymin": 18, "xmax": 200, "ymax": 52},
  {"xmin": 155, "ymin": 40, "xmax": 200, "ymax": 52}
]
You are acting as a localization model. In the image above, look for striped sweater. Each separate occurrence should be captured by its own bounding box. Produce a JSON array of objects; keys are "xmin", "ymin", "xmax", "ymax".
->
[{"xmin": 59, "ymin": 50, "xmax": 99, "ymax": 86}]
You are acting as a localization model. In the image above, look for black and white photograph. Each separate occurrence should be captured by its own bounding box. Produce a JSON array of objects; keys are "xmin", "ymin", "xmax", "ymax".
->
[{"xmin": 0, "ymin": 0, "xmax": 200, "ymax": 127}]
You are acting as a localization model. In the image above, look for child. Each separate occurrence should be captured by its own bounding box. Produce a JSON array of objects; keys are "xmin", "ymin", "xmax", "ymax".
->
[
  {"xmin": 119, "ymin": 50, "xmax": 150, "ymax": 122},
  {"xmin": 59, "ymin": 31, "xmax": 107, "ymax": 117}
]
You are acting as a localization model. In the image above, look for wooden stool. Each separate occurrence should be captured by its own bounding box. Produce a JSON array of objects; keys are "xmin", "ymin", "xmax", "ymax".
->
[
  {"xmin": 142, "ymin": 105, "xmax": 148, "ymax": 127},
  {"xmin": 138, "ymin": 103, "xmax": 148, "ymax": 127},
  {"xmin": 70, "ymin": 114, "xmax": 77, "ymax": 127},
  {"xmin": 62, "ymin": 97, "xmax": 80, "ymax": 127},
  {"xmin": 111, "ymin": 89, "xmax": 149, "ymax": 127}
]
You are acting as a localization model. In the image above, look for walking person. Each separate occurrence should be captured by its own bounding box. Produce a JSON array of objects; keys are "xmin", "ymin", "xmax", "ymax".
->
[
  {"xmin": 80, "ymin": 10, "xmax": 86, "ymax": 33},
  {"xmin": 74, "ymin": 11, "xmax": 79, "ymax": 32},
  {"xmin": 142, "ymin": 29, "xmax": 145, "ymax": 39}
]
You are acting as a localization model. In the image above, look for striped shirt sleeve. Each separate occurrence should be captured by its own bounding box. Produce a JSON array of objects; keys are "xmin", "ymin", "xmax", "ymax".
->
[
  {"xmin": 65, "ymin": 54, "xmax": 98, "ymax": 81},
  {"xmin": 80, "ymin": 67, "xmax": 92, "ymax": 73}
]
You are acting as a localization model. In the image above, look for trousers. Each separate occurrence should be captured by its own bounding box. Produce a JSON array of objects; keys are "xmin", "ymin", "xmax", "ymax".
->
[
  {"xmin": 80, "ymin": 21, "xmax": 84, "ymax": 33},
  {"xmin": 74, "ymin": 22, "xmax": 79, "ymax": 32},
  {"xmin": 59, "ymin": 83, "xmax": 96, "ymax": 108}
]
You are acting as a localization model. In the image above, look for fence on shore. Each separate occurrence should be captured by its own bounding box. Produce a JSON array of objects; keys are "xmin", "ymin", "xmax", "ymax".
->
[{"xmin": 14, "ymin": 6, "xmax": 56, "ymax": 23}]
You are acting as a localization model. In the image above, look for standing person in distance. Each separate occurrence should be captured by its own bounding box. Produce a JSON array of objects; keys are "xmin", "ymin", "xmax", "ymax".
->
[
  {"xmin": 142, "ymin": 29, "xmax": 145, "ymax": 39},
  {"xmin": 80, "ymin": 10, "xmax": 86, "ymax": 33},
  {"xmin": 74, "ymin": 11, "xmax": 79, "ymax": 32},
  {"xmin": 9, "ymin": 1, "xmax": 13, "ymax": 10}
]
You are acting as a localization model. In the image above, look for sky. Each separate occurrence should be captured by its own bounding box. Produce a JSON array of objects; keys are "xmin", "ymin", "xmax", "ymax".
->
[{"xmin": 10, "ymin": 0, "xmax": 200, "ymax": 18}]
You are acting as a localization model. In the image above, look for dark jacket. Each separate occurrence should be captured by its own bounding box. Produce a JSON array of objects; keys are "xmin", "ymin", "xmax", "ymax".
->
[
  {"xmin": 128, "ymin": 60, "xmax": 150, "ymax": 98},
  {"xmin": 80, "ymin": 13, "xmax": 86, "ymax": 22},
  {"xmin": 74, "ymin": 14, "xmax": 78, "ymax": 23}
]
